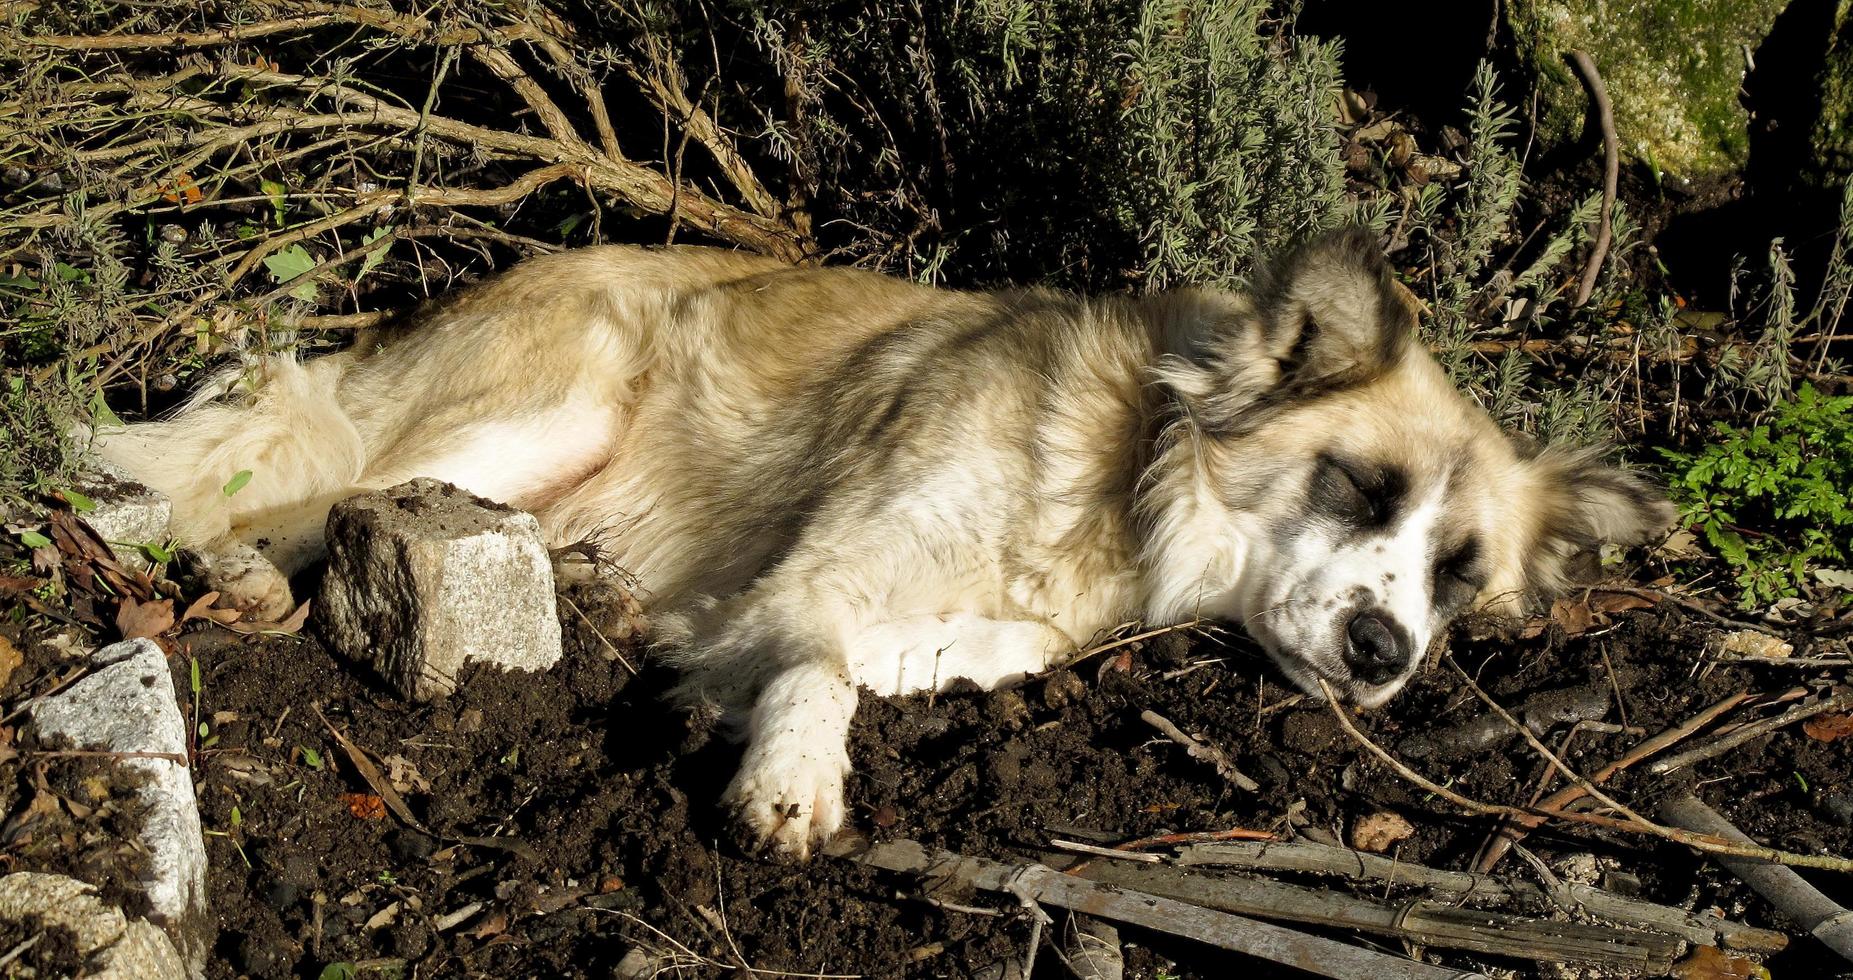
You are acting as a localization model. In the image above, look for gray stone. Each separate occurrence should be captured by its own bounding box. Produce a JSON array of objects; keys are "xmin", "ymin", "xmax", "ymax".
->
[
  {"xmin": 0, "ymin": 872, "xmax": 187, "ymax": 980},
  {"xmin": 71, "ymin": 458, "xmax": 173, "ymax": 571},
  {"xmin": 28, "ymin": 639, "xmax": 209, "ymax": 977},
  {"xmin": 318, "ymin": 478, "xmax": 563, "ymax": 701},
  {"xmin": 1508, "ymin": 0, "xmax": 1786, "ymax": 181}
]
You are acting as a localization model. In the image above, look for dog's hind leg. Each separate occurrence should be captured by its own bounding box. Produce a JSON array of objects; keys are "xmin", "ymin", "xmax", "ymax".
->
[{"xmin": 92, "ymin": 356, "xmax": 369, "ymax": 617}]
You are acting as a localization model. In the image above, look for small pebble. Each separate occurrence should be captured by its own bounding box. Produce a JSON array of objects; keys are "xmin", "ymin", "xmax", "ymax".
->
[{"xmin": 1814, "ymin": 787, "xmax": 1853, "ymax": 828}]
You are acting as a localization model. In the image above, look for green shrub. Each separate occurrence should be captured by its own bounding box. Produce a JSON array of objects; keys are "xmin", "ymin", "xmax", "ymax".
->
[{"xmin": 1661, "ymin": 384, "xmax": 1853, "ymax": 608}]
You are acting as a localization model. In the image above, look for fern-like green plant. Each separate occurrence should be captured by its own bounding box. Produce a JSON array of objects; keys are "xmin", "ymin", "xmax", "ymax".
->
[{"xmin": 1661, "ymin": 384, "xmax": 1853, "ymax": 608}]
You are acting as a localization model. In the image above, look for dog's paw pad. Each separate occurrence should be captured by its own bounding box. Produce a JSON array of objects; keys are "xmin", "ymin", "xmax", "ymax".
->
[{"xmin": 723, "ymin": 741, "xmax": 849, "ymax": 861}]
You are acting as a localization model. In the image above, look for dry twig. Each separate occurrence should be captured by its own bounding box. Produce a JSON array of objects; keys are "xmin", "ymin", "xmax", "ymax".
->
[
  {"xmin": 1473, "ymin": 688, "xmax": 1752, "ymax": 873},
  {"xmin": 1645, "ymin": 687, "xmax": 1853, "ymax": 776},
  {"xmin": 1140, "ymin": 709, "xmax": 1259, "ymax": 791},
  {"xmin": 1566, "ymin": 49, "xmax": 1616, "ymax": 309},
  {"xmin": 1318, "ymin": 679, "xmax": 1853, "ymax": 872}
]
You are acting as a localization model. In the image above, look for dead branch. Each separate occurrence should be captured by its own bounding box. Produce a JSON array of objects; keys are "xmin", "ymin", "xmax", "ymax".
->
[
  {"xmin": 1566, "ymin": 49, "xmax": 1616, "ymax": 309},
  {"xmin": 624, "ymin": 31, "xmax": 783, "ymax": 220},
  {"xmin": 1140, "ymin": 709, "xmax": 1259, "ymax": 791},
  {"xmin": 1663, "ymin": 793, "xmax": 1853, "ymax": 963},
  {"xmin": 1179, "ymin": 838, "xmax": 1786, "ymax": 952},
  {"xmin": 827, "ymin": 836, "xmax": 1484, "ymax": 980},
  {"xmin": 1317, "ymin": 679, "xmax": 1853, "ymax": 872},
  {"xmin": 19, "ymin": 13, "xmax": 345, "ymax": 49},
  {"xmin": 1047, "ymin": 851, "xmax": 1681, "ymax": 973},
  {"xmin": 1474, "ymin": 689, "xmax": 1751, "ymax": 873},
  {"xmin": 1645, "ymin": 687, "xmax": 1853, "ymax": 776}
]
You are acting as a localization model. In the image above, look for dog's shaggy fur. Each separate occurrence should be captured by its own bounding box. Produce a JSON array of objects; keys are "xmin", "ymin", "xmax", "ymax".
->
[{"xmin": 97, "ymin": 229, "xmax": 1673, "ymax": 857}]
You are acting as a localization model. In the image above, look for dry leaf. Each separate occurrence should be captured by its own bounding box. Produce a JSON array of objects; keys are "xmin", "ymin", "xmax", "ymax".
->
[
  {"xmin": 340, "ymin": 793, "xmax": 387, "ymax": 820},
  {"xmin": 1717, "ymin": 630, "xmax": 1793, "ymax": 659},
  {"xmin": 1550, "ymin": 596, "xmax": 1597, "ymax": 636},
  {"xmin": 1670, "ymin": 945, "xmax": 1768, "ymax": 980},
  {"xmin": 115, "ymin": 597, "xmax": 175, "ymax": 640},
  {"xmin": 0, "ymin": 634, "xmax": 21, "ymax": 691},
  {"xmin": 1349, "ymin": 811, "xmax": 1415, "ymax": 853},
  {"xmin": 1803, "ymin": 713, "xmax": 1853, "ymax": 743},
  {"xmin": 364, "ymin": 901, "xmax": 401, "ymax": 931},
  {"xmin": 182, "ymin": 592, "xmax": 244, "ymax": 626},
  {"xmin": 223, "ymin": 600, "xmax": 310, "ymax": 636},
  {"xmin": 1588, "ymin": 590, "xmax": 1655, "ymax": 616},
  {"xmin": 469, "ymin": 910, "xmax": 510, "ymax": 940},
  {"xmin": 382, "ymin": 754, "xmax": 431, "ymax": 795}
]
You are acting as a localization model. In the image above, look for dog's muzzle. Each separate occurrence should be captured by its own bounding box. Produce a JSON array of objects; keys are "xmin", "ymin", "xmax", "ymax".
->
[{"xmin": 1342, "ymin": 609, "xmax": 1413, "ymax": 685}]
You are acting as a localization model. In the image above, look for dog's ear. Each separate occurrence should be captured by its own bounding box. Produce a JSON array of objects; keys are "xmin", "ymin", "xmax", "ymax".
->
[
  {"xmin": 1519, "ymin": 445, "xmax": 1678, "ymax": 596},
  {"xmin": 1154, "ymin": 227, "xmax": 1420, "ymax": 433},
  {"xmin": 1252, "ymin": 226, "xmax": 1418, "ymax": 390}
]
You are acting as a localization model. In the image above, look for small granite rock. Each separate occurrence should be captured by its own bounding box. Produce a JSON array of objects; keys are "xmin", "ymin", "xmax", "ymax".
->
[
  {"xmin": 71, "ymin": 459, "xmax": 173, "ymax": 571},
  {"xmin": 318, "ymin": 478, "xmax": 563, "ymax": 701},
  {"xmin": 0, "ymin": 872, "xmax": 186, "ymax": 980},
  {"xmin": 28, "ymin": 639, "xmax": 209, "ymax": 978}
]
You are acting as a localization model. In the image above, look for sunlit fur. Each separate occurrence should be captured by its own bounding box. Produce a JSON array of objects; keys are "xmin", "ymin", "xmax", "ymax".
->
[{"xmin": 95, "ymin": 230, "xmax": 1673, "ymax": 858}]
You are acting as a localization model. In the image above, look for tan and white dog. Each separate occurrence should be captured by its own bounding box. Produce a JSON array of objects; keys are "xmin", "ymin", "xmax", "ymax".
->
[{"xmin": 96, "ymin": 228, "xmax": 1672, "ymax": 857}]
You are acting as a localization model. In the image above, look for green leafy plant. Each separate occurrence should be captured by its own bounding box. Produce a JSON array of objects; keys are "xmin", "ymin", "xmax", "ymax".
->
[{"xmin": 1661, "ymin": 384, "xmax": 1853, "ymax": 608}]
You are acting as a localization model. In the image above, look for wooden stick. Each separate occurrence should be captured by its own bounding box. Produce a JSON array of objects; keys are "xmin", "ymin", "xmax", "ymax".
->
[
  {"xmin": 1663, "ymin": 793, "xmax": 1853, "ymax": 963},
  {"xmin": 1646, "ymin": 689, "xmax": 1853, "ymax": 775},
  {"xmin": 1567, "ymin": 49, "xmax": 1616, "ymax": 309},
  {"xmin": 1049, "ymin": 853, "xmax": 1680, "ymax": 973},
  {"xmin": 1179, "ymin": 839, "xmax": 1786, "ymax": 952},
  {"xmin": 1474, "ymin": 689, "xmax": 1750, "ymax": 873},
  {"xmin": 1318, "ymin": 680, "xmax": 1853, "ymax": 872},
  {"xmin": 1140, "ymin": 709, "xmax": 1259, "ymax": 791},
  {"xmin": 827, "ymin": 837, "xmax": 1485, "ymax": 980}
]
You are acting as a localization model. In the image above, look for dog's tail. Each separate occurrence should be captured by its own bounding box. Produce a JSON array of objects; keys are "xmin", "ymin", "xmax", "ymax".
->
[{"xmin": 93, "ymin": 353, "xmax": 366, "ymax": 546}]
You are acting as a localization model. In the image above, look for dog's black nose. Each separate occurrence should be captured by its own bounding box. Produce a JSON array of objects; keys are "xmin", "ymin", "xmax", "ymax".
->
[{"xmin": 1343, "ymin": 610, "xmax": 1412, "ymax": 685}]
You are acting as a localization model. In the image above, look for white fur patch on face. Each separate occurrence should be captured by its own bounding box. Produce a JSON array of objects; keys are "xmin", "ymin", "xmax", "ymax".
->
[{"xmin": 1244, "ymin": 484, "xmax": 1448, "ymax": 706}]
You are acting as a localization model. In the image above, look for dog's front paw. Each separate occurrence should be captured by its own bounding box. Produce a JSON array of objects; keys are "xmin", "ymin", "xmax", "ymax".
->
[
  {"xmin": 195, "ymin": 541, "xmax": 295, "ymax": 622},
  {"xmin": 723, "ymin": 736, "xmax": 850, "ymax": 861}
]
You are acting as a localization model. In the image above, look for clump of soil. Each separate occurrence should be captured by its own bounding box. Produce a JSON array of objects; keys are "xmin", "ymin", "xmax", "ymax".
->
[{"xmin": 166, "ymin": 589, "xmax": 1853, "ymax": 979}]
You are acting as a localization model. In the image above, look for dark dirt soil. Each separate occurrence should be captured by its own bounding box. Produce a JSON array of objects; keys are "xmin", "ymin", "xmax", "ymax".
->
[{"xmin": 65, "ymin": 575, "xmax": 1829, "ymax": 980}]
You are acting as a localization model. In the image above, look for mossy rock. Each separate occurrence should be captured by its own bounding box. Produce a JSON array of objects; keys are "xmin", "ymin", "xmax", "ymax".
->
[
  {"xmin": 1508, "ymin": 0, "xmax": 1785, "ymax": 182},
  {"xmin": 1814, "ymin": 4, "xmax": 1853, "ymax": 182}
]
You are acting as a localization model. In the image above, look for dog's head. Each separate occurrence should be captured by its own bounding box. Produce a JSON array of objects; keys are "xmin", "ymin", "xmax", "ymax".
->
[{"xmin": 1147, "ymin": 227, "xmax": 1675, "ymax": 706}]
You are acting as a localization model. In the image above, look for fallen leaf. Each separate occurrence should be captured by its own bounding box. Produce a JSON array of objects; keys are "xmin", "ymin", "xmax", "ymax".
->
[
  {"xmin": 340, "ymin": 793, "xmax": 387, "ymax": 820},
  {"xmin": 1803, "ymin": 713, "xmax": 1853, "ymax": 743},
  {"xmin": 1588, "ymin": 590, "xmax": 1655, "ymax": 616},
  {"xmin": 381, "ymin": 754, "xmax": 431, "ymax": 795},
  {"xmin": 182, "ymin": 592, "xmax": 244, "ymax": 626},
  {"xmin": 222, "ymin": 600, "xmax": 310, "ymax": 636},
  {"xmin": 363, "ymin": 901, "xmax": 400, "ymax": 931},
  {"xmin": 468, "ymin": 910, "xmax": 509, "ymax": 940},
  {"xmin": 0, "ymin": 634, "xmax": 21, "ymax": 690},
  {"xmin": 115, "ymin": 597, "xmax": 176, "ymax": 640},
  {"xmin": 1717, "ymin": 630, "xmax": 1793, "ymax": 659},
  {"xmin": 1657, "ymin": 528, "xmax": 1704, "ymax": 560},
  {"xmin": 1670, "ymin": 945, "xmax": 1769, "ymax": 980},
  {"xmin": 1349, "ymin": 811, "xmax": 1415, "ymax": 853},
  {"xmin": 1815, "ymin": 567, "xmax": 1853, "ymax": 591},
  {"xmin": 1550, "ymin": 596, "xmax": 1597, "ymax": 636}
]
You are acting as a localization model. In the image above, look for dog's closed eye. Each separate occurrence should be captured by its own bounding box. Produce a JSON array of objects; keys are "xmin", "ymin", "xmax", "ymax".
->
[
  {"xmin": 1312, "ymin": 455, "xmax": 1404, "ymax": 528},
  {"xmin": 1433, "ymin": 537, "xmax": 1485, "ymax": 610}
]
